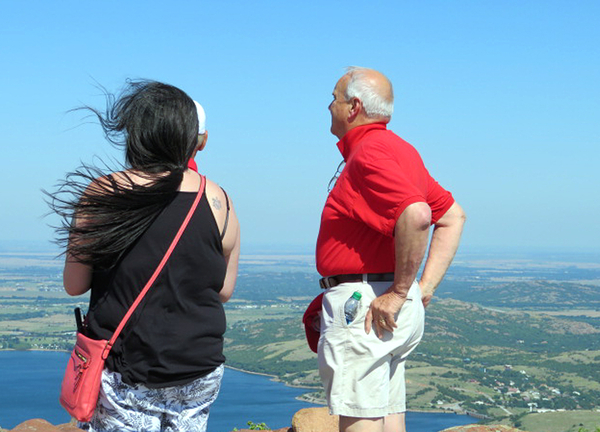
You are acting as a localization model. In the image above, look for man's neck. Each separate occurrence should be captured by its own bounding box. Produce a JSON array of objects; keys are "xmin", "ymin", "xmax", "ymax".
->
[
  {"xmin": 342, "ymin": 117, "xmax": 388, "ymax": 138},
  {"xmin": 336, "ymin": 122, "xmax": 388, "ymax": 160}
]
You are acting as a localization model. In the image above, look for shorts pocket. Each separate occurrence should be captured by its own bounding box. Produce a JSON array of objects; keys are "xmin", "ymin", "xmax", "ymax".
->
[{"xmin": 339, "ymin": 301, "xmax": 368, "ymax": 329}]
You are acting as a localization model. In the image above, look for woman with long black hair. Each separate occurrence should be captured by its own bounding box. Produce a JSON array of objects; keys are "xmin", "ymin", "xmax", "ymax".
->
[{"xmin": 48, "ymin": 80, "xmax": 240, "ymax": 432}]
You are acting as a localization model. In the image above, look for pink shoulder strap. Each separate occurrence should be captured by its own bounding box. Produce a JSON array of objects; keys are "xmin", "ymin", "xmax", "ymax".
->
[{"xmin": 101, "ymin": 175, "xmax": 206, "ymax": 359}]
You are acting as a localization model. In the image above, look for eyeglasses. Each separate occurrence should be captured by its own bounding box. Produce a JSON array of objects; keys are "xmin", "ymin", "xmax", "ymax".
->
[{"xmin": 327, "ymin": 160, "xmax": 346, "ymax": 193}]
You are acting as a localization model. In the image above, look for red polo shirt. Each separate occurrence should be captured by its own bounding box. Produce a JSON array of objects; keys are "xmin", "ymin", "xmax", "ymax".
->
[
  {"xmin": 316, "ymin": 123, "xmax": 454, "ymax": 276},
  {"xmin": 188, "ymin": 158, "xmax": 198, "ymax": 172}
]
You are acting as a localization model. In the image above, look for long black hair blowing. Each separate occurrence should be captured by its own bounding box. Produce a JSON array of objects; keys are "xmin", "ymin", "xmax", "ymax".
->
[{"xmin": 47, "ymin": 80, "xmax": 199, "ymax": 269}]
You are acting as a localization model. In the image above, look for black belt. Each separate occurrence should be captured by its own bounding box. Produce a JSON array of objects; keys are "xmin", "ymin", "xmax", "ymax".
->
[{"xmin": 319, "ymin": 273, "xmax": 394, "ymax": 289}]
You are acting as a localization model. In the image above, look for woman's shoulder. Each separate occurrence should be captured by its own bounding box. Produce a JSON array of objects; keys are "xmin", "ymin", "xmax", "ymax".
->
[
  {"xmin": 83, "ymin": 170, "xmax": 157, "ymax": 199},
  {"xmin": 91, "ymin": 169, "xmax": 145, "ymax": 189},
  {"xmin": 83, "ymin": 171, "xmax": 122, "ymax": 196},
  {"xmin": 204, "ymin": 177, "xmax": 224, "ymax": 193},
  {"xmin": 204, "ymin": 177, "xmax": 230, "ymax": 207}
]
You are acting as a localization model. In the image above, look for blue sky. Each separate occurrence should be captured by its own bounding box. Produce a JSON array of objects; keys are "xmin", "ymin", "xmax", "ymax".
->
[{"xmin": 1, "ymin": 1, "xmax": 598, "ymax": 255}]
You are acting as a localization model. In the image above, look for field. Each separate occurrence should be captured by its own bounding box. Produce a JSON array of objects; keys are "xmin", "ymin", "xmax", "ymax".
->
[
  {"xmin": 519, "ymin": 411, "xmax": 600, "ymax": 432},
  {"xmin": 1, "ymin": 251, "xmax": 600, "ymax": 431}
]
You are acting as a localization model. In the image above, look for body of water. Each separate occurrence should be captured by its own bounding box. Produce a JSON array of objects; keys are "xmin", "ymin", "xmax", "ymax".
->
[{"xmin": 0, "ymin": 351, "xmax": 477, "ymax": 431}]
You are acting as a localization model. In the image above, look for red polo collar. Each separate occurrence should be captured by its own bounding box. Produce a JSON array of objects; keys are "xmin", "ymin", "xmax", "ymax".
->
[{"xmin": 336, "ymin": 122, "xmax": 388, "ymax": 161}]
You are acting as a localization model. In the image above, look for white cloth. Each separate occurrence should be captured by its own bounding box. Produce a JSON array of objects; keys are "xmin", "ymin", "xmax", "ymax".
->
[{"xmin": 193, "ymin": 101, "xmax": 206, "ymax": 135}]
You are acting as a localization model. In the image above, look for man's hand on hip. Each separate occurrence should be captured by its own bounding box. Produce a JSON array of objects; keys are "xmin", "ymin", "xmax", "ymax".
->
[
  {"xmin": 420, "ymin": 281, "xmax": 435, "ymax": 308},
  {"xmin": 365, "ymin": 290, "xmax": 406, "ymax": 339}
]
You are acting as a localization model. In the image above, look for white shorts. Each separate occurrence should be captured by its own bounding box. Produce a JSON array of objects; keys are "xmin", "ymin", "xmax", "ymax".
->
[
  {"xmin": 79, "ymin": 364, "xmax": 224, "ymax": 432},
  {"xmin": 318, "ymin": 280, "xmax": 424, "ymax": 418}
]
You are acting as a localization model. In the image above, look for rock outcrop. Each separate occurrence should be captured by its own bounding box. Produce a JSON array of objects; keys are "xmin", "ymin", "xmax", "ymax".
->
[
  {"xmin": 3, "ymin": 409, "xmax": 528, "ymax": 432},
  {"xmin": 292, "ymin": 407, "xmax": 338, "ymax": 432},
  {"xmin": 4, "ymin": 419, "xmax": 82, "ymax": 432},
  {"xmin": 285, "ymin": 408, "xmax": 527, "ymax": 432}
]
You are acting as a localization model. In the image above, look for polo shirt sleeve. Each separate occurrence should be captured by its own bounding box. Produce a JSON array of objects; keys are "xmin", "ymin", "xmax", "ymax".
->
[
  {"xmin": 349, "ymin": 156, "xmax": 426, "ymax": 237},
  {"xmin": 427, "ymin": 174, "xmax": 455, "ymax": 224}
]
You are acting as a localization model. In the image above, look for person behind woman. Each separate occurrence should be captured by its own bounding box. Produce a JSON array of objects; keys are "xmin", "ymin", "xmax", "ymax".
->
[{"xmin": 48, "ymin": 80, "xmax": 240, "ymax": 432}]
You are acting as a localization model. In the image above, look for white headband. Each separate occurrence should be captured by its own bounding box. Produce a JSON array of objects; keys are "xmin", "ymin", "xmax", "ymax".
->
[{"xmin": 193, "ymin": 100, "xmax": 206, "ymax": 135}]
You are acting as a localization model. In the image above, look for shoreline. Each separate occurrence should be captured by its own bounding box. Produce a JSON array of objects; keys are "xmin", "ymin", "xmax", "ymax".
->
[
  {"xmin": 224, "ymin": 364, "xmax": 319, "ymax": 389},
  {"xmin": 0, "ymin": 348, "xmax": 70, "ymax": 354},
  {"xmin": 224, "ymin": 364, "xmax": 476, "ymax": 417},
  {"xmin": 224, "ymin": 364, "xmax": 279, "ymax": 379},
  {"xmin": 223, "ymin": 364, "xmax": 328, "ymax": 407}
]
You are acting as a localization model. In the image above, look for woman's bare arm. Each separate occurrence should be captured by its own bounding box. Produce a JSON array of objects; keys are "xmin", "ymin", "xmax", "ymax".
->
[
  {"xmin": 205, "ymin": 178, "xmax": 240, "ymax": 302},
  {"xmin": 63, "ymin": 212, "xmax": 93, "ymax": 296}
]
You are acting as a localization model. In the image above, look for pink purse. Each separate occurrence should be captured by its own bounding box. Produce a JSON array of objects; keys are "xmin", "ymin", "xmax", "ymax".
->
[{"xmin": 60, "ymin": 176, "xmax": 206, "ymax": 422}]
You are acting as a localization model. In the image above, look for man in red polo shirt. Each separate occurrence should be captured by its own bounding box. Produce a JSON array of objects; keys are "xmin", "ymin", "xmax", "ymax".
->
[{"xmin": 316, "ymin": 67, "xmax": 466, "ymax": 432}]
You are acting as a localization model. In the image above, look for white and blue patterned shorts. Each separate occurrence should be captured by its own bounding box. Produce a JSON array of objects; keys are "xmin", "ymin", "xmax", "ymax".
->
[{"xmin": 79, "ymin": 364, "xmax": 224, "ymax": 432}]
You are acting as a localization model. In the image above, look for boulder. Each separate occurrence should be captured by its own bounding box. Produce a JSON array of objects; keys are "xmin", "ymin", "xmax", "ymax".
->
[
  {"xmin": 9, "ymin": 419, "xmax": 82, "ymax": 432},
  {"xmin": 291, "ymin": 407, "xmax": 338, "ymax": 432}
]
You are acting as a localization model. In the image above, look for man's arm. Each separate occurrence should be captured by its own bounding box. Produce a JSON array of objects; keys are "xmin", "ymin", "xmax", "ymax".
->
[
  {"xmin": 419, "ymin": 201, "xmax": 466, "ymax": 307},
  {"xmin": 365, "ymin": 202, "xmax": 431, "ymax": 338}
]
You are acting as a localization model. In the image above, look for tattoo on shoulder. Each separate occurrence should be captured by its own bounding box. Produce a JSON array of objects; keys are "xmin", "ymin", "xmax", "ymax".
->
[{"xmin": 212, "ymin": 197, "xmax": 222, "ymax": 210}]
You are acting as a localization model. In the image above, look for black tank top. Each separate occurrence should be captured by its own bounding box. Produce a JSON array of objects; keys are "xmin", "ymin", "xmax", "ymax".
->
[{"xmin": 86, "ymin": 191, "xmax": 227, "ymax": 388}]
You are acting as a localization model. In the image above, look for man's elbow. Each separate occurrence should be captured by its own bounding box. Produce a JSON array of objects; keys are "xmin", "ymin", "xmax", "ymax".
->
[
  {"xmin": 435, "ymin": 202, "xmax": 466, "ymax": 229},
  {"xmin": 404, "ymin": 202, "xmax": 432, "ymax": 231},
  {"xmin": 454, "ymin": 203, "xmax": 467, "ymax": 226}
]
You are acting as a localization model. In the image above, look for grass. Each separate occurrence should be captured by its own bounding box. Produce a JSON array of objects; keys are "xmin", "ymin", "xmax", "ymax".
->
[
  {"xmin": 538, "ymin": 310, "xmax": 600, "ymax": 318},
  {"xmin": 224, "ymin": 305, "xmax": 303, "ymax": 324},
  {"xmin": 259, "ymin": 339, "xmax": 314, "ymax": 361},
  {"xmin": 550, "ymin": 351, "xmax": 600, "ymax": 364},
  {"xmin": 520, "ymin": 410, "xmax": 600, "ymax": 432}
]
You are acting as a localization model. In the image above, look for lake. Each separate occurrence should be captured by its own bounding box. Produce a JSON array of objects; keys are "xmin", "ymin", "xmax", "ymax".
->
[{"xmin": 0, "ymin": 351, "xmax": 477, "ymax": 431}]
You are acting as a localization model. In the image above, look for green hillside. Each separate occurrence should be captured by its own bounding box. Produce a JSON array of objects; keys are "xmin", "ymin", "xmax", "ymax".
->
[
  {"xmin": 437, "ymin": 280, "xmax": 600, "ymax": 310},
  {"xmin": 222, "ymin": 297, "xmax": 600, "ymax": 430}
]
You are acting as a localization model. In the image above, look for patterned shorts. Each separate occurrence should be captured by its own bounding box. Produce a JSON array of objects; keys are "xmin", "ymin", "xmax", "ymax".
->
[{"xmin": 79, "ymin": 364, "xmax": 224, "ymax": 432}]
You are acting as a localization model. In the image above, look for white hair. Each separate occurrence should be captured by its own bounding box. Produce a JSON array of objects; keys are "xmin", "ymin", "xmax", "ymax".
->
[{"xmin": 344, "ymin": 66, "xmax": 394, "ymax": 120}]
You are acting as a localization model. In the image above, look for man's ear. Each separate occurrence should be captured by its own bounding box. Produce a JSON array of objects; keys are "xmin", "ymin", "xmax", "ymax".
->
[
  {"xmin": 197, "ymin": 130, "xmax": 209, "ymax": 152},
  {"xmin": 347, "ymin": 98, "xmax": 362, "ymax": 122}
]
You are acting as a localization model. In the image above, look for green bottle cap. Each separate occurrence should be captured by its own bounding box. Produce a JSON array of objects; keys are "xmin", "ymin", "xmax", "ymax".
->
[{"xmin": 352, "ymin": 291, "xmax": 362, "ymax": 300}]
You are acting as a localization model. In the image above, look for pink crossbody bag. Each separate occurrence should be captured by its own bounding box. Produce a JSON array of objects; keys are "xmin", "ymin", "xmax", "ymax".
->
[{"xmin": 59, "ymin": 176, "xmax": 205, "ymax": 422}]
